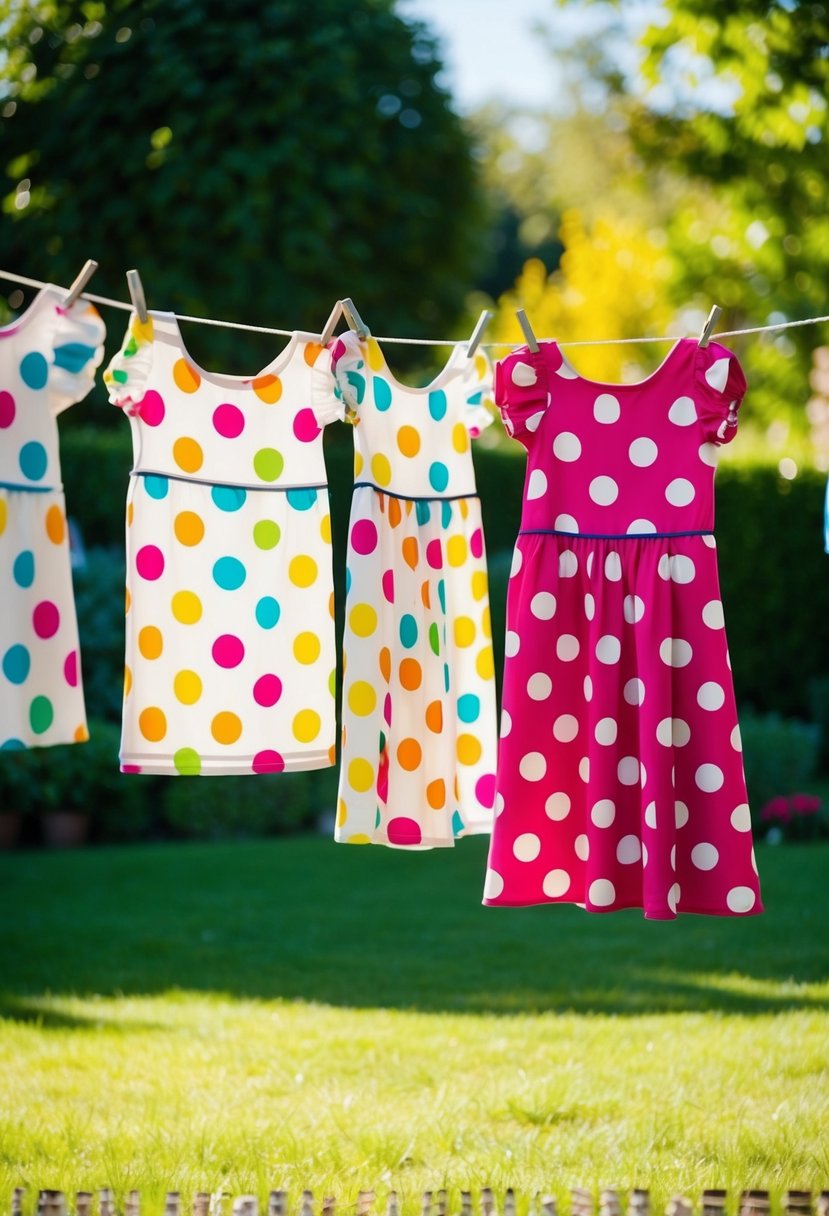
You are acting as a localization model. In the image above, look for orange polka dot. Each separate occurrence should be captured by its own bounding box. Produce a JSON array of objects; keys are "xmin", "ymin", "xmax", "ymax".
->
[
  {"xmin": 173, "ymin": 436, "xmax": 204, "ymax": 473},
  {"xmin": 379, "ymin": 647, "xmax": 391, "ymax": 682},
  {"xmin": 125, "ymin": 586, "xmax": 131, "ymax": 615},
  {"xmin": 402, "ymin": 537, "xmax": 419, "ymax": 570},
  {"xmin": 173, "ymin": 359, "xmax": 201, "ymax": 393},
  {"xmin": 139, "ymin": 706, "xmax": 167, "ymax": 742},
  {"xmin": 397, "ymin": 425, "xmax": 421, "ymax": 457},
  {"xmin": 127, "ymin": 502, "xmax": 134, "ymax": 528},
  {"xmin": 457, "ymin": 733, "xmax": 482, "ymax": 765},
  {"xmin": 329, "ymin": 591, "xmax": 335, "ymax": 619},
  {"xmin": 388, "ymin": 497, "xmax": 402, "ymax": 528},
  {"xmin": 399, "ymin": 658, "xmax": 422, "ymax": 691},
  {"xmin": 45, "ymin": 504, "xmax": 66, "ymax": 545},
  {"xmin": 303, "ymin": 342, "xmax": 325, "ymax": 367},
  {"xmin": 174, "ymin": 510, "xmax": 205, "ymax": 546},
  {"xmin": 420, "ymin": 580, "xmax": 431, "ymax": 609},
  {"xmin": 425, "ymin": 700, "xmax": 443, "ymax": 733},
  {"xmin": 138, "ymin": 625, "xmax": 163, "ymax": 660},
  {"xmin": 212, "ymin": 711, "xmax": 242, "ymax": 745},
  {"xmin": 253, "ymin": 373, "xmax": 282, "ymax": 403},
  {"xmin": 124, "ymin": 665, "xmax": 132, "ymax": 697},
  {"xmin": 397, "ymin": 737, "xmax": 422, "ymax": 771},
  {"xmin": 427, "ymin": 779, "xmax": 446, "ymax": 809},
  {"xmin": 328, "ymin": 743, "xmax": 337, "ymax": 766},
  {"xmin": 74, "ymin": 723, "xmax": 89, "ymax": 743}
]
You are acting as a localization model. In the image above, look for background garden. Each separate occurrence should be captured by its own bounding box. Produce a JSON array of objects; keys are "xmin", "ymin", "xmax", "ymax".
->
[{"xmin": 1, "ymin": 0, "xmax": 828, "ymax": 1209}]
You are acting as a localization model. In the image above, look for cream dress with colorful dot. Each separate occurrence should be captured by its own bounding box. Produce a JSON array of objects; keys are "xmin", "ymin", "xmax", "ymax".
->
[
  {"xmin": 331, "ymin": 331, "xmax": 497, "ymax": 847},
  {"xmin": 0, "ymin": 287, "xmax": 105, "ymax": 750},
  {"xmin": 105, "ymin": 312, "xmax": 342, "ymax": 775}
]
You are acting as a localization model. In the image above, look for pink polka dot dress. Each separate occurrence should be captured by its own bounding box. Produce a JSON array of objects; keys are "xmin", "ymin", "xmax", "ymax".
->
[
  {"xmin": 484, "ymin": 339, "xmax": 763, "ymax": 918},
  {"xmin": 0, "ymin": 287, "xmax": 105, "ymax": 750},
  {"xmin": 104, "ymin": 312, "xmax": 342, "ymax": 776},
  {"xmin": 331, "ymin": 332, "xmax": 497, "ymax": 847}
]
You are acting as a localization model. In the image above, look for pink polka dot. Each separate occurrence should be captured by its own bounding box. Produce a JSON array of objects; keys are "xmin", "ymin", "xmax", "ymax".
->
[
  {"xmin": 213, "ymin": 402, "xmax": 245, "ymax": 438},
  {"xmin": 377, "ymin": 756, "xmax": 389, "ymax": 805},
  {"xmin": 253, "ymin": 749, "xmax": 285, "ymax": 774},
  {"xmin": 426, "ymin": 540, "xmax": 443, "ymax": 569},
  {"xmin": 253, "ymin": 673, "xmax": 282, "ymax": 707},
  {"xmin": 293, "ymin": 407, "xmax": 321, "ymax": 443},
  {"xmin": 136, "ymin": 544, "xmax": 165, "ymax": 581},
  {"xmin": 138, "ymin": 390, "xmax": 165, "ymax": 427},
  {"xmin": 33, "ymin": 600, "xmax": 60, "ymax": 639},
  {"xmin": 351, "ymin": 519, "xmax": 378, "ymax": 555},
  {"xmin": 212, "ymin": 633, "xmax": 245, "ymax": 668},
  {"xmin": 122, "ymin": 764, "xmax": 142, "ymax": 774},
  {"xmin": 64, "ymin": 650, "xmax": 78, "ymax": 687},
  {"xmin": 475, "ymin": 772, "xmax": 496, "ymax": 809},
  {"xmin": 470, "ymin": 528, "xmax": 484, "ymax": 559},
  {"xmin": 388, "ymin": 816, "xmax": 422, "ymax": 845},
  {"xmin": 383, "ymin": 692, "xmax": 392, "ymax": 726},
  {"xmin": 382, "ymin": 568, "xmax": 395, "ymax": 603},
  {"xmin": 0, "ymin": 390, "xmax": 16, "ymax": 428}
]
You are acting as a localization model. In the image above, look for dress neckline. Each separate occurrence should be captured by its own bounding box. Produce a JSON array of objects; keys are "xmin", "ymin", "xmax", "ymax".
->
[
  {"xmin": 0, "ymin": 284, "xmax": 58, "ymax": 340},
  {"xmin": 367, "ymin": 336, "xmax": 466, "ymax": 396},
  {"xmin": 556, "ymin": 338, "xmax": 688, "ymax": 391},
  {"xmin": 154, "ymin": 312, "xmax": 318, "ymax": 390}
]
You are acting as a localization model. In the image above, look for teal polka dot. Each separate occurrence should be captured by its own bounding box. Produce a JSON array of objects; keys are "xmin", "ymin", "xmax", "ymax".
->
[
  {"xmin": 19, "ymin": 351, "xmax": 49, "ymax": 390},
  {"xmin": 144, "ymin": 474, "xmax": 169, "ymax": 500},
  {"xmin": 468, "ymin": 390, "xmax": 483, "ymax": 405},
  {"xmin": 13, "ymin": 550, "xmax": 35, "ymax": 588},
  {"xmin": 443, "ymin": 662, "xmax": 450, "ymax": 693},
  {"xmin": 429, "ymin": 622, "xmax": 440, "ymax": 656},
  {"xmin": 53, "ymin": 341, "xmax": 97, "ymax": 374},
  {"xmin": 452, "ymin": 810, "xmax": 464, "ymax": 837},
  {"xmin": 415, "ymin": 500, "xmax": 431, "ymax": 525},
  {"xmin": 212, "ymin": 556, "xmax": 246, "ymax": 590},
  {"xmin": 255, "ymin": 596, "xmax": 280, "ymax": 629},
  {"xmin": 428, "ymin": 389, "xmax": 447, "ymax": 420},
  {"xmin": 2, "ymin": 644, "xmax": 30, "ymax": 685},
  {"xmin": 346, "ymin": 370, "xmax": 366, "ymax": 404},
  {"xmin": 373, "ymin": 377, "xmax": 392, "ymax": 411},
  {"xmin": 458, "ymin": 694, "xmax": 480, "ymax": 723},
  {"xmin": 29, "ymin": 694, "xmax": 53, "ymax": 734},
  {"xmin": 345, "ymin": 567, "xmax": 352, "ymax": 594},
  {"xmin": 400, "ymin": 614, "xmax": 418, "ymax": 648},
  {"xmin": 212, "ymin": 485, "xmax": 246, "ymax": 512},
  {"xmin": 287, "ymin": 487, "xmax": 318, "ymax": 511},
  {"xmin": 441, "ymin": 500, "xmax": 453, "ymax": 528},
  {"xmin": 0, "ymin": 738, "xmax": 26, "ymax": 751},
  {"xmin": 429, "ymin": 461, "xmax": 449, "ymax": 492},
  {"xmin": 19, "ymin": 441, "xmax": 47, "ymax": 481},
  {"xmin": 438, "ymin": 578, "xmax": 446, "ymax": 613}
]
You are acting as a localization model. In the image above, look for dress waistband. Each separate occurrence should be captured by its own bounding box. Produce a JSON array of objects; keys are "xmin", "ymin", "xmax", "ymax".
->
[
  {"xmin": 132, "ymin": 468, "xmax": 328, "ymax": 493},
  {"xmin": 519, "ymin": 528, "xmax": 714, "ymax": 540},
  {"xmin": 353, "ymin": 480, "xmax": 480, "ymax": 503},
  {"xmin": 0, "ymin": 479, "xmax": 60, "ymax": 494}
]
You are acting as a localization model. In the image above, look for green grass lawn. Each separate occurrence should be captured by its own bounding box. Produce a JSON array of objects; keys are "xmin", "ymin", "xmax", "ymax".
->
[{"xmin": 1, "ymin": 837, "xmax": 827, "ymax": 1214}]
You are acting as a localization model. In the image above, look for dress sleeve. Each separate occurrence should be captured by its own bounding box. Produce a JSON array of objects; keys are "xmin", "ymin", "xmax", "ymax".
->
[
  {"xmin": 494, "ymin": 345, "xmax": 550, "ymax": 446},
  {"xmin": 330, "ymin": 330, "xmax": 367, "ymax": 422},
  {"xmin": 103, "ymin": 313, "xmax": 155, "ymax": 414},
  {"xmin": 48, "ymin": 299, "xmax": 106, "ymax": 416},
  {"xmin": 461, "ymin": 350, "xmax": 496, "ymax": 438},
  {"xmin": 695, "ymin": 341, "xmax": 747, "ymax": 445},
  {"xmin": 309, "ymin": 341, "xmax": 346, "ymax": 427}
]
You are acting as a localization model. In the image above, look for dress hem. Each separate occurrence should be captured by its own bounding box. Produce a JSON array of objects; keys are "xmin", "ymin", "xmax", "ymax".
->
[
  {"xmin": 482, "ymin": 895, "xmax": 764, "ymax": 918},
  {"xmin": 120, "ymin": 747, "xmax": 334, "ymax": 775}
]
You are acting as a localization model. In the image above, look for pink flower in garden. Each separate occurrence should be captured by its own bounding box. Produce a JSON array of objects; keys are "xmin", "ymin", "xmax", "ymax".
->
[
  {"xmin": 790, "ymin": 793, "xmax": 821, "ymax": 816},
  {"xmin": 761, "ymin": 797, "xmax": 791, "ymax": 823}
]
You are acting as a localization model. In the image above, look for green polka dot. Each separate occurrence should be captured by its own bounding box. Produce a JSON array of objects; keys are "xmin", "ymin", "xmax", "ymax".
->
[
  {"xmin": 253, "ymin": 447, "xmax": 284, "ymax": 482},
  {"xmin": 29, "ymin": 695, "xmax": 54, "ymax": 735},
  {"xmin": 329, "ymin": 668, "xmax": 336, "ymax": 697},
  {"xmin": 253, "ymin": 520, "xmax": 281, "ymax": 550},
  {"xmin": 429, "ymin": 622, "xmax": 441, "ymax": 656},
  {"xmin": 174, "ymin": 747, "xmax": 201, "ymax": 776}
]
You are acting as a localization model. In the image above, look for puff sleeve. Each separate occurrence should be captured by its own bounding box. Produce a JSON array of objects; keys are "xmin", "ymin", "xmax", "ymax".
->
[
  {"xmin": 695, "ymin": 341, "xmax": 747, "ymax": 445},
  {"xmin": 493, "ymin": 344, "xmax": 551, "ymax": 446},
  {"xmin": 330, "ymin": 330, "xmax": 367, "ymax": 422},
  {"xmin": 309, "ymin": 340, "xmax": 346, "ymax": 427},
  {"xmin": 460, "ymin": 349, "xmax": 496, "ymax": 437},
  {"xmin": 48, "ymin": 299, "xmax": 106, "ymax": 416},
  {"xmin": 103, "ymin": 313, "xmax": 155, "ymax": 414}
]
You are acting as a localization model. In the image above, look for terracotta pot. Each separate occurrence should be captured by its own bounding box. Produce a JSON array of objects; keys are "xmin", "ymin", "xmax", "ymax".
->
[
  {"xmin": 41, "ymin": 810, "xmax": 89, "ymax": 849},
  {"xmin": 0, "ymin": 811, "xmax": 22, "ymax": 850}
]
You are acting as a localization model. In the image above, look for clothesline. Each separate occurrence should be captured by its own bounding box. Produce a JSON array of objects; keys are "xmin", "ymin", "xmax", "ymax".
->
[{"xmin": 2, "ymin": 265, "xmax": 829, "ymax": 349}]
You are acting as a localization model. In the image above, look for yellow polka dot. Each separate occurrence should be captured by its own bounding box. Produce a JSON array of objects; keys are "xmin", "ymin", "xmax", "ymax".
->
[
  {"xmin": 397, "ymin": 425, "xmax": 421, "ymax": 457},
  {"xmin": 336, "ymin": 798, "xmax": 348, "ymax": 828},
  {"xmin": 138, "ymin": 625, "xmax": 163, "ymax": 660},
  {"xmin": 289, "ymin": 555, "xmax": 318, "ymax": 588},
  {"xmin": 125, "ymin": 586, "xmax": 131, "ymax": 615},
  {"xmin": 127, "ymin": 501, "xmax": 134, "ymax": 528},
  {"xmin": 348, "ymin": 681, "xmax": 377, "ymax": 717},
  {"xmin": 212, "ymin": 711, "xmax": 242, "ymax": 745},
  {"xmin": 454, "ymin": 616, "xmax": 476, "ymax": 648},
  {"xmin": 173, "ymin": 436, "xmax": 204, "ymax": 473},
  {"xmin": 482, "ymin": 606, "xmax": 492, "ymax": 638},
  {"xmin": 365, "ymin": 337, "xmax": 384, "ymax": 371},
  {"xmin": 45, "ymin": 503, "xmax": 66, "ymax": 545},
  {"xmin": 471, "ymin": 570, "xmax": 488, "ymax": 601},
  {"xmin": 329, "ymin": 591, "xmax": 335, "ymax": 620},
  {"xmin": 452, "ymin": 422, "xmax": 469, "ymax": 453},
  {"xmin": 474, "ymin": 352, "xmax": 488, "ymax": 380},
  {"xmin": 476, "ymin": 645, "xmax": 495, "ymax": 680},
  {"xmin": 132, "ymin": 315, "xmax": 154, "ymax": 345},
  {"xmin": 139, "ymin": 706, "xmax": 167, "ymax": 742},
  {"xmin": 293, "ymin": 631, "xmax": 321, "ymax": 665},
  {"xmin": 348, "ymin": 757, "xmax": 374, "ymax": 792},
  {"xmin": 457, "ymin": 733, "xmax": 482, "ymax": 766},
  {"xmin": 293, "ymin": 708, "xmax": 321, "ymax": 743},
  {"xmin": 346, "ymin": 833, "xmax": 372, "ymax": 845},
  {"xmin": 124, "ymin": 665, "xmax": 132, "ymax": 697},
  {"xmin": 253, "ymin": 373, "xmax": 282, "ymax": 403},
  {"xmin": 174, "ymin": 669, "xmax": 202, "ymax": 705},
  {"xmin": 447, "ymin": 535, "xmax": 468, "ymax": 567},
  {"xmin": 74, "ymin": 723, "xmax": 89, "ymax": 743},
  {"xmin": 0, "ymin": 498, "xmax": 6, "ymax": 536},
  {"xmin": 371, "ymin": 453, "xmax": 391, "ymax": 487},
  {"xmin": 171, "ymin": 590, "xmax": 202, "ymax": 624},
  {"xmin": 350, "ymin": 603, "xmax": 377, "ymax": 637},
  {"xmin": 354, "ymin": 451, "xmax": 364, "ymax": 477},
  {"xmin": 174, "ymin": 510, "xmax": 205, "ymax": 546},
  {"xmin": 320, "ymin": 513, "xmax": 332, "ymax": 544},
  {"xmin": 459, "ymin": 499, "xmax": 469, "ymax": 520},
  {"xmin": 173, "ymin": 359, "xmax": 201, "ymax": 393}
]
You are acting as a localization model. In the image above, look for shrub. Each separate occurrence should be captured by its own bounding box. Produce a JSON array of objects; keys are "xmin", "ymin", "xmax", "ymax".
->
[
  {"xmin": 740, "ymin": 711, "xmax": 821, "ymax": 821},
  {"xmin": 73, "ymin": 546, "xmax": 127, "ymax": 726},
  {"xmin": 163, "ymin": 770, "xmax": 318, "ymax": 840}
]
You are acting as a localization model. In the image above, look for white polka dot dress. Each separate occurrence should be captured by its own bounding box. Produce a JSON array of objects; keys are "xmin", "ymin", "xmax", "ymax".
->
[
  {"xmin": 104, "ymin": 312, "xmax": 342, "ymax": 775},
  {"xmin": 484, "ymin": 339, "xmax": 763, "ymax": 918},
  {"xmin": 0, "ymin": 287, "xmax": 105, "ymax": 750}
]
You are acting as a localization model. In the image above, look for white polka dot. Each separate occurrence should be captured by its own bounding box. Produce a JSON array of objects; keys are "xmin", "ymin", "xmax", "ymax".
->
[
  {"xmin": 702, "ymin": 534, "xmax": 717, "ymax": 549},
  {"xmin": 670, "ymin": 844, "xmax": 677, "ymax": 871},
  {"xmin": 618, "ymin": 756, "xmax": 640, "ymax": 785},
  {"xmin": 658, "ymin": 554, "xmax": 671, "ymax": 581},
  {"xmin": 702, "ymin": 600, "xmax": 725, "ymax": 629},
  {"xmin": 511, "ymin": 360, "xmax": 537, "ymax": 387},
  {"xmin": 555, "ymin": 360, "xmax": 578, "ymax": 380},
  {"xmin": 695, "ymin": 763, "xmax": 724, "ymax": 792},
  {"xmin": 554, "ymin": 513, "xmax": 579, "ymax": 532},
  {"xmin": 667, "ymin": 882, "xmax": 680, "ymax": 913},
  {"xmin": 642, "ymin": 842, "xmax": 649, "ymax": 867},
  {"xmin": 527, "ymin": 672, "xmax": 553, "ymax": 700},
  {"xmin": 668, "ymin": 395, "xmax": 697, "ymax": 426},
  {"xmin": 589, "ymin": 475, "xmax": 619, "ymax": 506},
  {"xmin": 604, "ymin": 551, "xmax": 622, "ymax": 581},
  {"xmin": 586, "ymin": 552, "xmax": 594, "ymax": 577},
  {"xmin": 595, "ymin": 717, "xmax": 618, "ymax": 745},
  {"xmin": 640, "ymin": 761, "xmax": 648, "ymax": 787},
  {"xmin": 530, "ymin": 592, "xmax": 556, "ymax": 620},
  {"xmin": 673, "ymin": 555, "xmax": 697, "ymax": 583},
  {"xmin": 574, "ymin": 833, "xmax": 589, "ymax": 860},
  {"xmin": 731, "ymin": 803, "xmax": 751, "ymax": 832},
  {"xmin": 617, "ymin": 834, "xmax": 641, "ymax": 864},
  {"xmin": 578, "ymin": 756, "xmax": 590, "ymax": 783},
  {"xmin": 699, "ymin": 442, "xmax": 719, "ymax": 467},
  {"xmin": 674, "ymin": 800, "xmax": 689, "ymax": 829},
  {"xmin": 559, "ymin": 549, "xmax": 578, "ymax": 577},
  {"xmin": 499, "ymin": 709, "xmax": 512, "ymax": 738},
  {"xmin": 623, "ymin": 595, "xmax": 644, "ymax": 624},
  {"xmin": 596, "ymin": 635, "xmax": 621, "ymax": 664},
  {"xmin": 705, "ymin": 356, "xmax": 730, "ymax": 392},
  {"xmin": 510, "ymin": 548, "xmax": 523, "ymax": 577},
  {"xmin": 624, "ymin": 677, "xmax": 645, "ymax": 706},
  {"xmin": 556, "ymin": 634, "xmax": 580, "ymax": 662},
  {"xmin": 513, "ymin": 832, "xmax": 541, "ymax": 862},
  {"xmin": 726, "ymin": 885, "xmax": 756, "ymax": 913},
  {"xmin": 583, "ymin": 675, "xmax": 593, "ymax": 701},
  {"xmin": 594, "ymin": 393, "xmax": 621, "ymax": 424},
  {"xmin": 553, "ymin": 714, "xmax": 578, "ymax": 742},
  {"xmin": 665, "ymin": 477, "xmax": 695, "ymax": 507},
  {"xmin": 644, "ymin": 801, "xmax": 657, "ymax": 829},
  {"xmin": 545, "ymin": 792, "xmax": 571, "ymax": 821},
  {"xmin": 627, "ymin": 518, "xmax": 656, "ymax": 534},
  {"xmin": 584, "ymin": 593, "xmax": 595, "ymax": 620},
  {"xmin": 697, "ymin": 681, "xmax": 725, "ymax": 710},
  {"xmin": 484, "ymin": 868, "xmax": 504, "ymax": 899},
  {"xmin": 588, "ymin": 878, "xmax": 616, "ymax": 907},
  {"xmin": 629, "ymin": 437, "xmax": 658, "ymax": 466},
  {"xmin": 543, "ymin": 869, "xmax": 571, "ymax": 897},
  {"xmin": 553, "ymin": 432, "xmax": 582, "ymax": 462},
  {"xmin": 525, "ymin": 410, "xmax": 545, "ymax": 433},
  {"xmin": 591, "ymin": 799, "xmax": 616, "ymax": 828},
  {"xmin": 659, "ymin": 637, "xmax": 693, "ymax": 667},
  {"xmin": 519, "ymin": 751, "xmax": 547, "ymax": 781},
  {"xmin": 527, "ymin": 468, "xmax": 548, "ymax": 499},
  {"xmin": 691, "ymin": 842, "xmax": 719, "ymax": 871},
  {"xmin": 656, "ymin": 717, "xmax": 690, "ymax": 747},
  {"xmin": 731, "ymin": 724, "xmax": 742, "ymax": 751},
  {"xmin": 504, "ymin": 630, "xmax": 520, "ymax": 657},
  {"xmin": 493, "ymin": 792, "xmax": 505, "ymax": 817}
]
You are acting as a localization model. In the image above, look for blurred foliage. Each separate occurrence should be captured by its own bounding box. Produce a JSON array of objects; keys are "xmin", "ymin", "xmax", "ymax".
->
[{"xmin": 739, "ymin": 711, "xmax": 821, "ymax": 821}]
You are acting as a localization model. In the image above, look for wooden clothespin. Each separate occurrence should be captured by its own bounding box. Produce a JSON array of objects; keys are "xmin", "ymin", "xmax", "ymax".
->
[
  {"xmin": 515, "ymin": 308, "xmax": 539, "ymax": 353},
  {"xmin": 341, "ymin": 297, "xmax": 370, "ymax": 340},
  {"xmin": 126, "ymin": 268, "xmax": 149, "ymax": 323},
  {"xmin": 63, "ymin": 259, "xmax": 98, "ymax": 308},
  {"xmin": 466, "ymin": 309, "xmax": 493, "ymax": 358},
  {"xmin": 320, "ymin": 300, "xmax": 344, "ymax": 345},
  {"xmin": 698, "ymin": 304, "xmax": 722, "ymax": 348}
]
